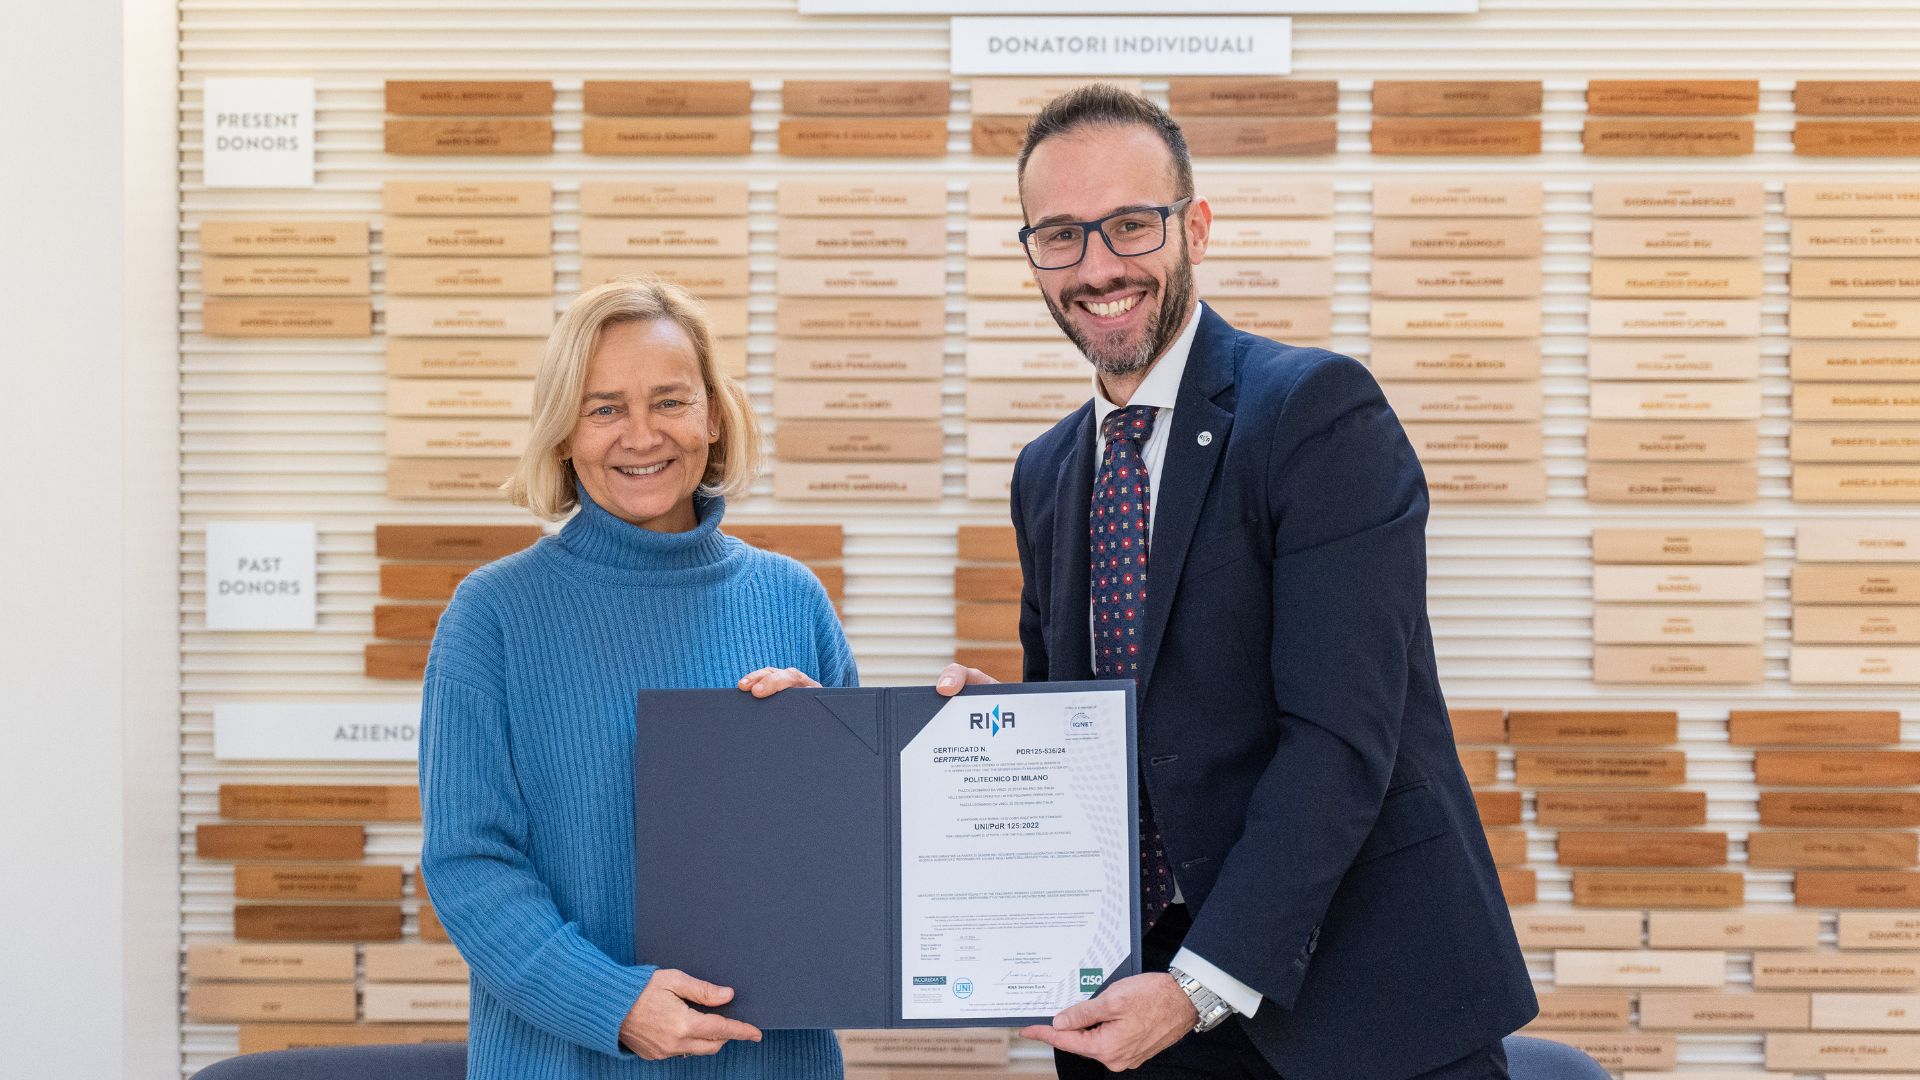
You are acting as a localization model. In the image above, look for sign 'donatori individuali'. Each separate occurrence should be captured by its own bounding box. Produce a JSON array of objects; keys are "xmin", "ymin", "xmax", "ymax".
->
[{"xmin": 951, "ymin": 17, "xmax": 1291, "ymax": 77}]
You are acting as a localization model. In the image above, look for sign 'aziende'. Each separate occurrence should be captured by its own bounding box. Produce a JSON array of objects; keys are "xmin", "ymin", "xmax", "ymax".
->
[{"xmin": 952, "ymin": 18, "xmax": 1291, "ymax": 76}]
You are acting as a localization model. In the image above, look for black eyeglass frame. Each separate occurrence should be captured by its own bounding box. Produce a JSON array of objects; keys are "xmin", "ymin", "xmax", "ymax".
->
[{"xmin": 1017, "ymin": 196, "xmax": 1195, "ymax": 271}]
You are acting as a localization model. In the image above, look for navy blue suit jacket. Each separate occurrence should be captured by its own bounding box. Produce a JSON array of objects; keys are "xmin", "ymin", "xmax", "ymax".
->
[{"xmin": 1009, "ymin": 306, "xmax": 1537, "ymax": 1079}]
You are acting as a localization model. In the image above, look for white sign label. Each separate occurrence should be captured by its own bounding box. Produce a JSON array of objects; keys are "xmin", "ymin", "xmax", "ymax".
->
[
  {"xmin": 203, "ymin": 77, "xmax": 316, "ymax": 189},
  {"xmin": 952, "ymin": 17, "xmax": 1291, "ymax": 76},
  {"xmin": 215, "ymin": 703, "xmax": 421, "ymax": 762},
  {"xmin": 205, "ymin": 522, "xmax": 317, "ymax": 630},
  {"xmin": 809, "ymin": 1, "xmax": 1469, "ymax": 11}
]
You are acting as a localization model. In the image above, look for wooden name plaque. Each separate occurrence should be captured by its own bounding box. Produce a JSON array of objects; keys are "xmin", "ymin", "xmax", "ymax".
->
[
  {"xmin": 776, "ymin": 298, "xmax": 946, "ymax": 339},
  {"xmin": 383, "ymin": 216, "xmax": 550, "ymax": 256},
  {"xmin": 1792, "ymin": 464, "xmax": 1920, "ymax": 502},
  {"xmin": 969, "ymin": 78, "xmax": 1144, "ymax": 117},
  {"xmin": 780, "ymin": 257, "xmax": 946, "ymax": 298},
  {"xmin": 576, "ymin": 257, "xmax": 751, "ymax": 298},
  {"xmin": 372, "ymin": 604, "xmax": 443, "ymax": 640},
  {"xmin": 197, "ymin": 824, "xmax": 364, "ymax": 861},
  {"xmin": 1514, "ymin": 751, "xmax": 1686, "ymax": 787},
  {"xmin": 1593, "ymin": 217, "xmax": 1764, "ymax": 258},
  {"xmin": 1795, "ymin": 121, "xmax": 1920, "ymax": 156},
  {"xmin": 234, "ymin": 904, "xmax": 404, "ymax": 943},
  {"xmin": 771, "ymin": 462, "xmax": 943, "ymax": 502},
  {"xmin": 722, "ymin": 524, "xmax": 845, "ymax": 564},
  {"xmin": 1592, "ymin": 528, "xmax": 1765, "ymax": 564},
  {"xmin": 1401, "ymin": 424, "xmax": 1544, "ymax": 462},
  {"xmin": 1791, "ymin": 217, "xmax": 1920, "ymax": 256},
  {"xmin": 234, "ymin": 865, "xmax": 406, "ymax": 901},
  {"xmin": 384, "ymin": 119, "xmax": 552, "ymax": 155},
  {"xmin": 1790, "ymin": 341, "xmax": 1920, "ymax": 382},
  {"xmin": 1797, "ymin": 871, "xmax": 1920, "ymax": 908},
  {"xmin": 1371, "ymin": 258, "xmax": 1542, "ymax": 299},
  {"xmin": 1506, "ymin": 710, "xmax": 1679, "ymax": 745},
  {"xmin": 1178, "ymin": 117, "xmax": 1337, "ymax": 157},
  {"xmin": 964, "ymin": 380, "xmax": 1087, "ymax": 423},
  {"xmin": 202, "ymin": 299, "xmax": 370, "ymax": 338},
  {"xmin": 1793, "ymin": 564, "xmax": 1920, "ymax": 604},
  {"xmin": 777, "ymin": 118, "xmax": 949, "ymax": 157},
  {"xmin": 386, "ymin": 459, "xmax": 514, "ymax": 501},
  {"xmin": 220, "ymin": 784, "xmax": 420, "ymax": 822},
  {"xmin": 1528, "ymin": 992, "xmax": 1633, "ymax": 1030},
  {"xmin": 1372, "ymin": 81, "xmax": 1542, "ymax": 116},
  {"xmin": 362, "ymin": 983, "xmax": 471, "ymax": 1023},
  {"xmin": 1590, "ymin": 381, "xmax": 1762, "ymax": 420},
  {"xmin": 1636, "ymin": 992, "xmax": 1810, "ymax": 1031},
  {"xmin": 782, "ymin": 80, "xmax": 950, "ymax": 116},
  {"xmin": 578, "ymin": 216, "xmax": 749, "ymax": 257},
  {"xmin": 1592, "ymin": 605, "xmax": 1765, "ymax": 646},
  {"xmin": 1799, "ymin": 523, "xmax": 1920, "ymax": 563},
  {"xmin": 1369, "ymin": 299, "xmax": 1542, "ymax": 339},
  {"xmin": 1791, "ymin": 257, "xmax": 1920, "ymax": 297},
  {"xmin": 199, "ymin": 256, "xmax": 369, "ymax": 297},
  {"xmin": 1207, "ymin": 218, "xmax": 1336, "ymax": 258},
  {"xmin": 1449, "ymin": 708, "xmax": 1506, "ymax": 744},
  {"xmin": 1500, "ymin": 868, "xmax": 1536, "ymax": 905},
  {"xmin": 1647, "ymin": 911, "xmax": 1823, "ymax": 950},
  {"xmin": 1512, "ymin": 912, "xmax": 1644, "ymax": 949},
  {"xmin": 379, "ymin": 563, "xmax": 475, "ymax": 601},
  {"xmin": 1592, "ymin": 564, "xmax": 1765, "ymax": 603},
  {"xmin": 578, "ymin": 180, "xmax": 749, "ymax": 218},
  {"xmin": 1786, "ymin": 180, "xmax": 1920, "ymax": 216},
  {"xmin": 1840, "ymin": 913, "xmax": 1920, "ymax": 949},
  {"xmin": 187, "ymin": 944, "xmax": 357, "ymax": 982},
  {"xmin": 1755, "ymin": 750, "xmax": 1920, "ymax": 787},
  {"xmin": 1369, "ymin": 340, "xmax": 1541, "ymax": 381},
  {"xmin": 1584, "ymin": 120, "xmax": 1754, "ymax": 157},
  {"xmin": 200, "ymin": 220, "xmax": 368, "ymax": 256},
  {"xmin": 363, "ymin": 641, "xmax": 428, "ymax": 680},
  {"xmin": 1730, "ymin": 710, "xmax": 1901, "ymax": 746},
  {"xmin": 1191, "ymin": 177, "xmax": 1331, "ymax": 215},
  {"xmin": 237, "ymin": 1023, "xmax": 467, "ymax": 1054},
  {"xmin": 1767, "ymin": 1032, "xmax": 1920, "ymax": 1071},
  {"xmin": 1554, "ymin": 949, "xmax": 1727, "ymax": 988},
  {"xmin": 779, "ymin": 179, "xmax": 948, "ymax": 218},
  {"xmin": 1592, "ymin": 644, "xmax": 1765, "ymax": 683},
  {"xmin": 583, "ymin": 80, "xmax": 752, "ymax": 116},
  {"xmin": 774, "ymin": 381, "xmax": 943, "ymax": 421},
  {"xmin": 1754, "ymin": 953, "xmax": 1920, "ymax": 991},
  {"xmin": 1572, "ymin": 872, "xmax": 1745, "ymax": 909},
  {"xmin": 1474, "ymin": 789, "xmax": 1523, "ymax": 826},
  {"xmin": 1797, "ymin": 80, "xmax": 1920, "ymax": 115},
  {"xmin": 1584, "ymin": 425, "xmax": 1763, "ymax": 463},
  {"xmin": 1195, "ymin": 260, "xmax": 1335, "ymax": 298},
  {"xmin": 582, "ymin": 117, "xmax": 752, "ymax": 156},
  {"xmin": 1591, "ymin": 258, "xmax": 1764, "ymax": 299},
  {"xmin": 1380, "ymin": 381, "xmax": 1543, "ymax": 421},
  {"xmin": 1371, "ymin": 119, "xmax": 1542, "ymax": 156},
  {"xmin": 1588, "ymin": 299, "xmax": 1762, "ymax": 338},
  {"xmin": 1457, "ymin": 749, "xmax": 1498, "ymax": 787},
  {"xmin": 1520, "ymin": 1035, "xmax": 1674, "ymax": 1071},
  {"xmin": 1760, "ymin": 792, "xmax": 1920, "ymax": 828},
  {"xmin": 1592, "ymin": 180, "xmax": 1765, "ymax": 217},
  {"xmin": 364, "ymin": 944, "xmax": 470, "ymax": 984},
  {"xmin": 1749, "ymin": 831, "xmax": 1919, "ymax": 869},
  {"xmin": 385, "ymin": 256, "xmax": 551, "ymax": 298},
  {"xmin": 1209, "ymin": 299, "xmax": 1333, "ymax": 340},
  {"xmin": 1557, "ymin": 831, "xmax": 1728, "ymax": 868},
  {"xmin": 1169, "ymin": 78, "xmax": 1339, "ymax": 116},
  {"xmin": 1421, "ymin": 463, "xmax": 1548, "ymax": 503},
  {"xmin": 962, "ymin": 256, "xmax": 1039, "ymax": 298},
  {"xmin": 1591, "ymin": 340, "xmax": 1761, "ymax": 381},
  {"xmin": 384, "ymin": 378, "xmax": 533, "ymax": 419},
  {"xmin": 1587, "ymin": 80, "xmax": 1760, "ymax": 116},
  {"xmin": 382, "ymin": 180, "xmax": 550, "ymax": 217},
  {"xmin": 780, "ymin": 338, "xmax": 946, "ymax": 380},
  {"xmin": 965, "ymin": 300, "xmax": 1057, "ymax": 339},
  {"xmin": 1372, "ymin": 179, "xmax": 1544, "ymax": 217},
  {"xmin": 374, "ymin": 524, "xmax": 539, "ymax": 561},
  {"xmin": 785, "ymin": 216, "xmax": 948, "ymax": 258},
  {"xmin": 186, "ymin": 983, "xmax": 358, "ymax": 1024},
  {"xmin": 1535, "ymin": 791, "xmax": 1707, "ymax": 827},
  {"xmin": 1793, "ymin": 300, "xmax": 1920, "ymax": 339},
  {"xmin": 385, "ymin": 81, "xmax": 551, "ymax": 116},
  {"xmin": 1372, "ymin": 217, "xmax": 1543, "ymax": 257},
  {"xmin": 969, "ymin": 115, "xmax": 1031, "ymax": 156}
]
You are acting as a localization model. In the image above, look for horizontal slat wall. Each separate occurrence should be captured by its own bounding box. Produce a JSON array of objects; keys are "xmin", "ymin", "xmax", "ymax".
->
[{"xmin": 178, "ymin": 1, "xmax": 1920, "ymax": 1075}]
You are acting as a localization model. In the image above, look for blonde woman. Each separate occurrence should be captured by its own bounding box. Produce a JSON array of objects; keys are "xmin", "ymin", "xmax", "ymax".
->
[{"xmin": 420, "ymin": 278, "xmax": 853, "ymax": 1078}]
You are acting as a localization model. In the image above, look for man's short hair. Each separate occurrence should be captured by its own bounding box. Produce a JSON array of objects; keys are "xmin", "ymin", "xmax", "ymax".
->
[{"xmin": 1015, "ymin": 84, "xmax": 1194, "ymax": 212}]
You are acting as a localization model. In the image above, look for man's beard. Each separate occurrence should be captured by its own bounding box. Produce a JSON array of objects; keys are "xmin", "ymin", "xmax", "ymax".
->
[{"xmin": 1041, "ymin": 245, "xmax": 1195, "ymax": 381}]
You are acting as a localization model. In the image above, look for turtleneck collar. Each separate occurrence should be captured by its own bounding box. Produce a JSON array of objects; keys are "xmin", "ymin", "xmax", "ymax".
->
[{"xmin": 548, "ymin": 484, "xmax": 738, "ymax": 585}]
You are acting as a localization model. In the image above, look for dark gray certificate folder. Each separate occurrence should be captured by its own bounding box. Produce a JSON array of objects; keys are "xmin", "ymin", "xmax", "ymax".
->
[{"xmin": 633, "ymin": 680, "xmax": 1139, "ymax": 1030}]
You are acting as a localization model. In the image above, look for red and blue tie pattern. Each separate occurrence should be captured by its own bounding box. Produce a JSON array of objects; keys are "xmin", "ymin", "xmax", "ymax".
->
[{"xmin": 1092, "ymin": 404, "xmax": 1176, "ymax": 928}]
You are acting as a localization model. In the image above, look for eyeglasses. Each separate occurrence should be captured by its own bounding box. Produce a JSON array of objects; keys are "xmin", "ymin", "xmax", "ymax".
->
[{"xmin": 1018, "ymin": 197, "xmax": 1193, "ymax": 271}]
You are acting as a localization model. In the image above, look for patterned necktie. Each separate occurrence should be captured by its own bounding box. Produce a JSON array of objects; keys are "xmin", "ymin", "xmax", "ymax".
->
[{"xmin": 1091, "ymin": 404, "xmax": 1176, "ymax": 929}]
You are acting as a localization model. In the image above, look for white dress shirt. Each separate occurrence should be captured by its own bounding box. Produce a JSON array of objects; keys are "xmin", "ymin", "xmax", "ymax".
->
[{"xmin": 1087, "ymin": 300, "xmax": 1263, "ymax": 1019}]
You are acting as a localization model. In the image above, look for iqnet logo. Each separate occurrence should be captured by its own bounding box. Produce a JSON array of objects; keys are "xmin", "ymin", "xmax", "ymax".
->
[{"xmin": 968, "ymin": 704, "xmax": 1016, "ymax": 736}]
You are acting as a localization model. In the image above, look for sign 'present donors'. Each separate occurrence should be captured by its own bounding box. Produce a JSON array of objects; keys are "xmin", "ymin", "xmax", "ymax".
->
[{"xmin": 952, "ymin": 18, "xmax": 1291, "ymax": 76}]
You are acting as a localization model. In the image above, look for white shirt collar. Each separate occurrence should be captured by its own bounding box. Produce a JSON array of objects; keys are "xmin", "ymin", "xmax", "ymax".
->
[{"xmin": 1092, "ymin": 300, "xmax": 1204, "ymax": 431}]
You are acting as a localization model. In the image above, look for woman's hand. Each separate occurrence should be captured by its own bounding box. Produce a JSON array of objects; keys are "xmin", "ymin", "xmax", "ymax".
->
[
  {"xmin": 736, "ymin": 667, "xmax": 820, "ymax": 697},
  {"xmin": 619, "ymin": 969, "xmax": 763, "ymax": 1059},
  {"xmin": 934, "ymin": 662, "xmax": 999, "ymax": 697}
]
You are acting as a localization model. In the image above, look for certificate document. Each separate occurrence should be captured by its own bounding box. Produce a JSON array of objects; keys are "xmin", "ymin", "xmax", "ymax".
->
[
  {"xmin": 898, "ymin": 688, "xmax": 1136, "ymax": 1020},
  {"xmin": 632, "ymin": 680, "xmax": 1139, "ymax": 1029}
]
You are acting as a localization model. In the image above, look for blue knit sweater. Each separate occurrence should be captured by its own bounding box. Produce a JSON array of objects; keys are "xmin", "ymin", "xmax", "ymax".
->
[{"xmin": 420, "ymin": 488, "xmax": 856, "ymax": 1080}]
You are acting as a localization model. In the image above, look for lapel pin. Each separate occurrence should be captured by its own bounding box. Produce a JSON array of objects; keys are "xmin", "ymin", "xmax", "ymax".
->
[{"xmin": 1197, "ymin": 431, "xmax": 1213, "ymax": 447}]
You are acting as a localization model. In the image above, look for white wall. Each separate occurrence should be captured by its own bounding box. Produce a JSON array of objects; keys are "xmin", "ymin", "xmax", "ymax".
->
[{"xmin": 0, "ymin": 0, "xmax": 180, "ymax": 1074}]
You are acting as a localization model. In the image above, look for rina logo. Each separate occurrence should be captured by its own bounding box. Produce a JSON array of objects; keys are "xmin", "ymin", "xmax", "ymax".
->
[{"xmin": 968, "ymin": 704, "xmax": 1015, "ymax": 736}]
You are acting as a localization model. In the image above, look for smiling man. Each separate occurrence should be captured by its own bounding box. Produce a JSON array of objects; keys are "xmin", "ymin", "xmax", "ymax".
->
[{"xmin": 936, "ymin": 86, "xmax": 1537, "ymax": 1079}]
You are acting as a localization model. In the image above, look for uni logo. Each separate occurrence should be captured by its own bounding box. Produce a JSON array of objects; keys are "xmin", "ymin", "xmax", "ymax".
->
[
  {"xmin": 1079, "ymin": 968, "xmax": 1104, "ymax": 993},
  {"xmin": 968, "ymin": 705, "xmax": 1016, "ymax": 736}
]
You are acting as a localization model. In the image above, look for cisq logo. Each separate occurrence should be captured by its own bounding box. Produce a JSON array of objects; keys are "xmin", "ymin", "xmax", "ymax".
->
[{"xmin": 968, "ymin": 704, "xmax": 1016, "ymax": 736}]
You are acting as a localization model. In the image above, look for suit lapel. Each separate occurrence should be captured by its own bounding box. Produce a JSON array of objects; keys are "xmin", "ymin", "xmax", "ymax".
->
[
  {"xmin": 1048, "ymin": 405, "xmax": 1096, "ymax": 680},
  {"xmin": 1136, "ymin": 307, "xmax": 1238, "ymax": 693}
]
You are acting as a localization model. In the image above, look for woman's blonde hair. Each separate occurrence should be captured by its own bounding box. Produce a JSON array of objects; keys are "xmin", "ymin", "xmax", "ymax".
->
[{"xmin": 505, "ymin": 277, "xmax": 761, "ymax": 520}]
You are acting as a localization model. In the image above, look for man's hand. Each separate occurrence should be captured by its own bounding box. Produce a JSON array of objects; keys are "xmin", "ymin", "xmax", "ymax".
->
[
  {"xmin": 619, "ymin": 969, "xmax": 763, "ymax": 1060},
  {"xmin": 736, "ymin": 667, "xmax": 821, "ymax": 698},
  {"xmin": 1019, "ymin": 972, "xmax": 1200, "ymax": 1071},
  {"xmin": 934, "ymin": 662, "xmax": 999, "ymax": 697}
]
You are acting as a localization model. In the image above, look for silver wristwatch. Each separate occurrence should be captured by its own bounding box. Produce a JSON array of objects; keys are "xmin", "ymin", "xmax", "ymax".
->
[{"xmin": 1167, "ymin": 965, "xmax": 1235, "ymax": 1033}]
